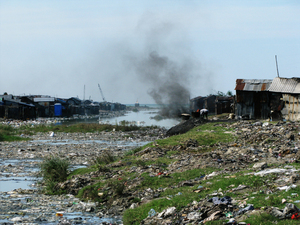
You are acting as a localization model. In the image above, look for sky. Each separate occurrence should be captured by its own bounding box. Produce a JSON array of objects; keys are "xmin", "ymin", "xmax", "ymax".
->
[{"xmin": 0, "ymin": 0, "xmax": 299, "ymax": 104}]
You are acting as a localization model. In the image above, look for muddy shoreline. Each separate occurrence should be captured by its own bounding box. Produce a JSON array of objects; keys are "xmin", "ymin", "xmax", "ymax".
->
[{"xmin": 0, "ymin": 127, "xmax": 166, "ymax": 224}]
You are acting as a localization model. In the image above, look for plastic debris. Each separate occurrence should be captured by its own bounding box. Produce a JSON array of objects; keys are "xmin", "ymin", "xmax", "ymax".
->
[
  {"xmin": 236, "ymin": 204, "xmax": 254, "ymax": 215},
  {"xmin": 148, "ymin": 208, "xmax": 156, "ymax": 217},
  {"xmin": 225, "ymin": 212, "xmax": 233, "ymax": 218},
  {"xmin": 56, "ymin": 212, "xmax": 64, "ymax": 217},
  {"xmin": 208, "ymin": 196, "xmax": 232, "ymax": 205},
  {"xmin": 291, "ymin": 212, "xmax": 300, "ymax": 220}
]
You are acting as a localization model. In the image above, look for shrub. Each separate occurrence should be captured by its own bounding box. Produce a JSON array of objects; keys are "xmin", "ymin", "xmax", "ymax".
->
[
  {"xmin": 93, "ymin": 150, "xmax": 115, "ymax": 165},
  {"xmin": 40, "ymin": 156, "xmax": 70, "ymax": 183},
  {"xmin": 97, "ymin": 165, "xmax": 111, "ymax": 172},
  {"xmin": 108, "ymin": 180, "xmax": 126, "ymax": 196}
]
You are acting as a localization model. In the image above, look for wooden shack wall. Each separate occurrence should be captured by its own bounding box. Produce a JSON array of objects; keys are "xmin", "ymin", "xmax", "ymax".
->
[
  {"xmin": 0, "ymin": 105, "xmax": 36, "ymax": 120},
  {"xmin": 281, "ymin": 94, "xmax": 300, "ymax": 121},
  {"xmin": 235, "ymin": 90, "xmax": 270, "ymax": 119}
]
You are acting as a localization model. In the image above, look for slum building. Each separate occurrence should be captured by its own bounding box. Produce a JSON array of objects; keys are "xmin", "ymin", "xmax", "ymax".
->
[
  {"xmin": 190, "ymin": 95, "xmax": 216, "ymax": 113},
  {"xmin": 190, "ymin": 95, "xmax": 233, "ymax": 116},
  {"xmin": 235, "ymin": 79, "xmax": 272, "ymax": 119},
  {"xmin": 215, "ymin": 96, "xmax": 234, "ymax": 114},
  {"xmin": 0, "ymin": 94, "xmax": 36, "ymax": 120},
  {"xmin": 268, "ymin": 77, "xmax": 300, "ymax": 121}
]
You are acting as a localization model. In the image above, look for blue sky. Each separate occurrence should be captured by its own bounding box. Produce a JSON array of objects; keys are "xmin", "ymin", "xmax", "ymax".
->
[{"xmin": 0, "ymin": 0, "xmax": 299, "ymax": 104}]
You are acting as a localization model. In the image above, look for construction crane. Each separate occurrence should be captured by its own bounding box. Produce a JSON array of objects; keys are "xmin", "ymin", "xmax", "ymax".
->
[{"xmin": 98, "ymin": 84, "xmax": 106, "ymax": 102}]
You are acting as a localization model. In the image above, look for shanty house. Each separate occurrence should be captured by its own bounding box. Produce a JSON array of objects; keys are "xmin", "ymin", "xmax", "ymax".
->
[
  {"xmin": 215, "ymin": 96, "xmax": 234, "ymax": 114},
  {"xmin": 268, "ymin": 77, "xmax": 300, "ymax": 121},
  {"xmin": 235, "ymin": 79, "xmax": 272, "ymax": 119},
  {"xmin": 190, "ymin": 95, "xmax": 216, "ymax": 113},
  {"xmin": 190, "ymin": 96, "xmax": 205, "ymax": 112},
  {"xmin": 0, "ymin": 98, "xmax": 36, "ymax": 120},
  {"xmin": 33, "ymin": 96, "xmax": 55, "ymax": 117}
]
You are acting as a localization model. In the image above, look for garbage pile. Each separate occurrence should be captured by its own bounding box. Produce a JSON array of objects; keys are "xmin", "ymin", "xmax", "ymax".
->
[
  {"xmin": 139, "ymin": 120, "xmax": 300, "ymax": 224},
  {"xmin": 53, "ymin": 120, "xmax": 300, "ymax": 224}
]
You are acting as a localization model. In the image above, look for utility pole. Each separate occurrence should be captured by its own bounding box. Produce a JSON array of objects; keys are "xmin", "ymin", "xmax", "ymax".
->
[{"xmin": 275, "ymin": 55, "xmax": 280, "ymax": 78}]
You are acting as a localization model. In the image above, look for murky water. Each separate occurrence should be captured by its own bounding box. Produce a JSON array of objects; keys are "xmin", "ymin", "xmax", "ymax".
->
[
  {"xmin": 0, "ymin": 108, "xmax": 181, "ymax": 224},
  {"xmin": 62, "ymin": 109, "xmax": 181, "ymax": 129},
  {"xmin": 30, "ymin": 139, "xmax": 150, "ymax": 148}
]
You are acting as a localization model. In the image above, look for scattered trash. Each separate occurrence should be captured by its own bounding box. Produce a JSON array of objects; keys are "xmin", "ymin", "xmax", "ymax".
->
[
  {"xmin": 236, "ymin": 204, "xmax": 254, "ymax": 216},
  {"xmin": 157, "ymin": 207, "xmax": 176, "ymax": 218},
  {"xmin": 278, "ymin": 184, "xmax": 297, "ymax": 192},
  {"xmin": 208, "ymin": 196, "xmax": 232, "ymax": 205},
  {"xmin": 291, "ymin": 212, "xmax": 300, "ymax": 220},
  {"xmin": 148, "ymin": 208, "xmax": 156, "ymax": 217},
  {"xmin": 56, "ymin": 212, "xmax": 64, "ymax": 217},
  {"xmin": 225, "ymin": 218, "xmax": 236, "ymax": 224},
  {"xmin": 225, "ymin": 212, "xmax": 233, "ymax": 218}
]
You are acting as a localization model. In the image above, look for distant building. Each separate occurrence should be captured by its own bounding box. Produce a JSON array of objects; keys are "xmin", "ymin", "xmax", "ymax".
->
[{"xmin": 190, "ymin": 94, "xmax": 233, "ymax": 115}]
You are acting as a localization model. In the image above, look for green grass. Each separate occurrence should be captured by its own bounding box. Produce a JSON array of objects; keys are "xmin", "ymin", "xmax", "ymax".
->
[
  {"xmin": 153, "ymin": 122, "xmax": 235, "ymax": 147},
  {"xmin": 77, "ymin": 182, "xmax": 107, "ymax": 202},
  {"xmin": 140, "ymin": 167, "xmax": 215, "ymax": 190},
  {"xmin": 42, "ymin": 121, "xmax": 299, "ymax": 225},
  {"xmin": 18, "ymin": 122, "xmax": 145, "ymax": 134},
  {"xmin": 122, "ymin": 167, "xmax": 300, "ymax": 225},
  {"xmin": 68, "ymin": 166, "xmax": 98, "ymax": 178},
  {"xmin": 0, "ymin": 124, "xmax": 29, "ymax": 141},
  {"xmin": 93, "ymin": 150, "xmax": 116, "ymax": 165},
  {"xmin": 39, "ymin": 156, "xmax": 70, "ymax": 194},
  {"xmin": 237, "ymin": 213, "xmax": 300, "ymax": 225}
]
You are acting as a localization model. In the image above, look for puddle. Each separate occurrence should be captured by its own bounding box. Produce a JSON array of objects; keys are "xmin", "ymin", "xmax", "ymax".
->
[
  {"xmin": 0, "ymin": 213, "xmax": 122, "ymax": 225},
  {"xmin": 56, "ymin": 212, "xmax": 122, "ymax": 224},
  {"xmin": 0, "ymin": 175, "xmax": 36, "ymax": 192}
]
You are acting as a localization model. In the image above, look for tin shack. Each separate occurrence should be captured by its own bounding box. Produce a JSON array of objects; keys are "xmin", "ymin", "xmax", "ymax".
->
[{"xmin": 235, "ymin": 79, "xmax": 272, "ymax": 119}]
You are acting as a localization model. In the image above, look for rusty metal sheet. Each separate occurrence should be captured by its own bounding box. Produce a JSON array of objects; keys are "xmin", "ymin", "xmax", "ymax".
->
[
  {"xmin": 235, "ymin": 79, "xmax": 245, "ymax": 91},
  {"xmin": 235, "ymin": 79, "xmax": 272, "ymax": 91}
]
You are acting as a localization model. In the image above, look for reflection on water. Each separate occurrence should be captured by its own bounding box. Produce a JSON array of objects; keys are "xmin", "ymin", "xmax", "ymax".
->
[
  {"xmin": 0, "ymin": 176, "xmax": 35, "ymax": 192},
  {"xmin": 62, "ymin": 109, "xmax": 181, "ymax": 129},
  {"xmin": 0, "ymin": 108, "xmax": 177, "ymax": 223}
]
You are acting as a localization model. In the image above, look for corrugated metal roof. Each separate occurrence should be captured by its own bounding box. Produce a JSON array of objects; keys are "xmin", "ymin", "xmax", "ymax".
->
[
  {"xmin": 34, "ymin": 97, "xmax": 55, "ymax": 102},
  {"xmin": 268, "ymin": 77, "xmax": 300, "ymax": 94},
  {"xmin": 235, "ymin": 79, "xmax": 272, "ymax": 91}
]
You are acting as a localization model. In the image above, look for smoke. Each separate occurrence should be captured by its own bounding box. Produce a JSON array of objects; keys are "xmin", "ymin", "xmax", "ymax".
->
[
  {"xmin": 132, "ymin": 51, "xmax": 191, "ymax": 117},
  {"xmin": 122, "ymin": 14, "xmax": 206, "ymax": 118}
]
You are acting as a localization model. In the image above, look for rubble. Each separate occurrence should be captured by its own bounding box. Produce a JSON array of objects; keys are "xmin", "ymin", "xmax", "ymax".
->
[{"xmin": 2, "ymin": 119, "xmax": 300, "ymax": 224}]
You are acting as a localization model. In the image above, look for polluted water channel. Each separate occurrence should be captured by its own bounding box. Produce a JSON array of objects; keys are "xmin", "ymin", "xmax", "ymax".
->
[
  {"xmin": 0, "ymin": 156, "xmax": 123, "ymax": 224},
  {"xmin": 0, "ymin": 108, "xmax": 180, "ymax": 224},
  {"xmin": 62, "ymin": 108, "xmax": 181, "ymax": 129}
]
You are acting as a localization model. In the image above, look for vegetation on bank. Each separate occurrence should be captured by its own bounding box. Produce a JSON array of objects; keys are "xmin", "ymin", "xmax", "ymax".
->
[
  {"xmin": 0, "ymin": 121, "xmax": 159, "ymax": 141},
  {"xmin": 0, "ymin": 124, "xmax": 29, "ymax": 141},
  {"xmin": 39, "ymin": 156, "xmax": 70, "ymax": 194},
  {"xmin": 19, "ymin": 121, "xmax": 149, "ymax": 134},
  {"xmin": 35, "ymin": 121, "xmax": 300, "ymax": 224}
]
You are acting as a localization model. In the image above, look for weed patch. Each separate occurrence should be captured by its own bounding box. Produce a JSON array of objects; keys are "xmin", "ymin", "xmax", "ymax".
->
[
  {"xmin": 93, "ymin": 150, "xmax": 116, "ymax": 165},
  {"xmin": 39, "ymin": 156, "xmax": 70, "ymax": 194},
  {"xmin": 153, "ymin": 122, "xmax": 235, "ymax": 148}
]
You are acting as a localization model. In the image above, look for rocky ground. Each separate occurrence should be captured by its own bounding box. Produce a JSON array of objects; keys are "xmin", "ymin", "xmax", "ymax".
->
[{"xmin": 1, "ymin": 119, "xmax": 300, "ymax": 224}]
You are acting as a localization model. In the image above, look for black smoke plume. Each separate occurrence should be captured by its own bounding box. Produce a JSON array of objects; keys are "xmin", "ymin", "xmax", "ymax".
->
[{"xmin": 133, "ymin": 51, "xmax": 191, "ymax": 117}]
